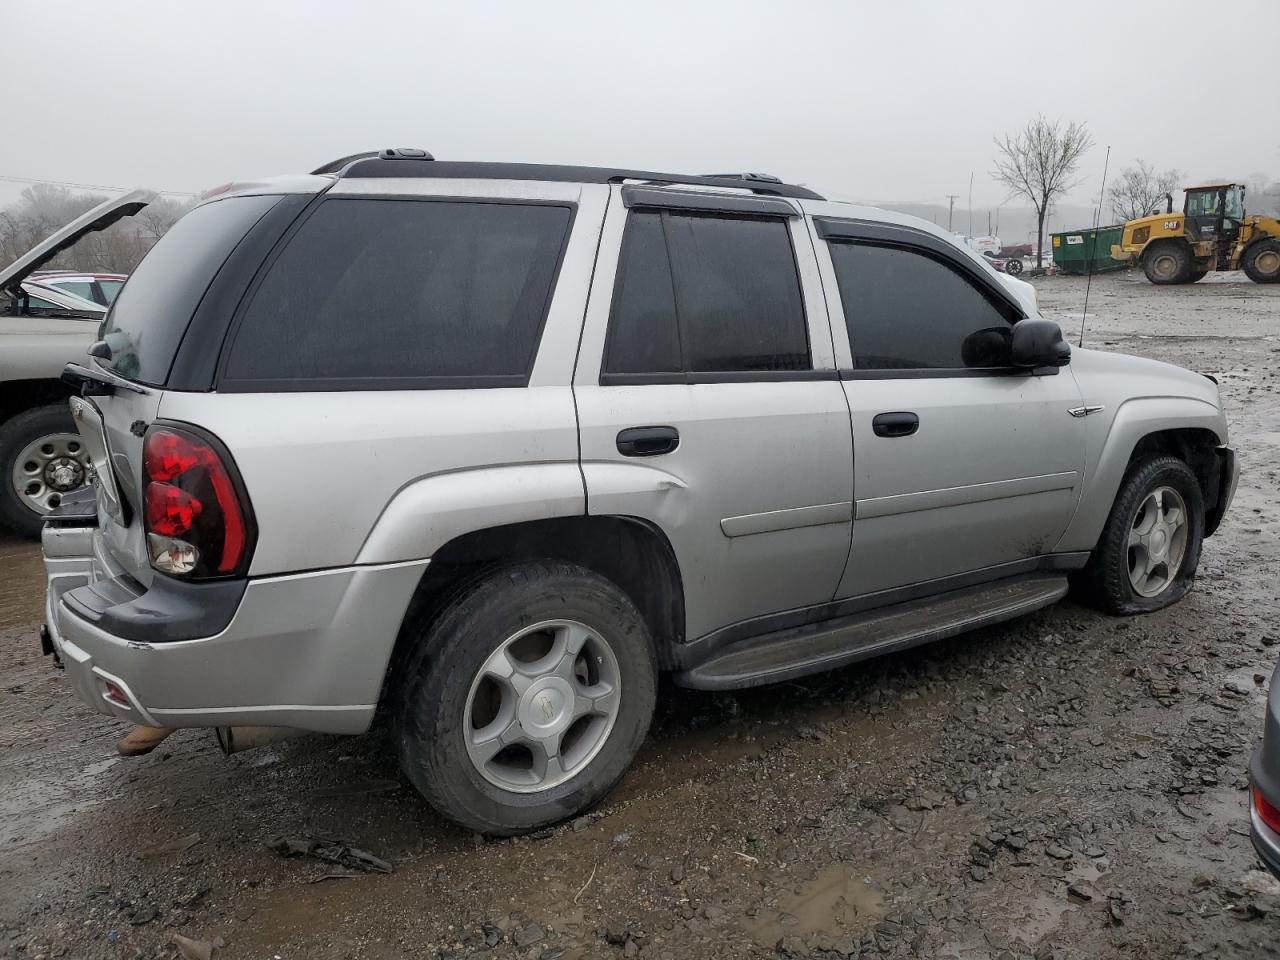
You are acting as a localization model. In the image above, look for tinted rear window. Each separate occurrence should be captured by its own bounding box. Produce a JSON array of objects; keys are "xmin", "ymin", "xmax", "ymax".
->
[
  {"xmin": 604, "ymin": 210, "xmax": 809, "ymax": 377},
  {"xmin": 100, "ymin": 195, "xmax": 281, "ymax": 385},
  {"xmin": 221, "ymin": 198, "xmax": 573, "ymax": 389}
]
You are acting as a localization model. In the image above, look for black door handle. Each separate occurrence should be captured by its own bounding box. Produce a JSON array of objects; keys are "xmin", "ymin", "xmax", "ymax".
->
[
  {"xmin": 617, "ymin": 426, "xmax": 680, "ymax": 457},
  {"xmin": 872, "ymin": 411, "xmax": 919, "ymax": 438}
]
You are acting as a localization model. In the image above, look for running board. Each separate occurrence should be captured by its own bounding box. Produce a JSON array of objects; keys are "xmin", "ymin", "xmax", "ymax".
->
[{"xmin": 675, "ymin": 574, "xmax": 1068, "ymax": 691}]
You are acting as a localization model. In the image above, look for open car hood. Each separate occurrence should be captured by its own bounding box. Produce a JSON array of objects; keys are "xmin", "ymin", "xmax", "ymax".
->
[{"xmin": 0, "ymin": 188, "xmax": 157, "ymax": 293}]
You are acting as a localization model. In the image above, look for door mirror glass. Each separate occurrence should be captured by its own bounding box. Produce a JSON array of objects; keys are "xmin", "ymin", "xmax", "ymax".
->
[{"xmin": 1011, "ymin": 318, "xmax": 1071, "ymax": 368}]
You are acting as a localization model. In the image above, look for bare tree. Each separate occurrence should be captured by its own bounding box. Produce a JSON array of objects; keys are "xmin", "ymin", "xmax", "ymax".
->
[
  {"xmin": 1245, "ymin": 171, "xmax": 1280, "ymax": 217},
  {"xmin": 992, "ymin": 116, "xmax": 1093, "ymax": 269},
  {"xmin": 1108, "ymin": 160, "xmax": 1182, "ymax": 222},
  {"xmin": 0, "ymin": 185, "xmax": 191, "ymax": 275}
]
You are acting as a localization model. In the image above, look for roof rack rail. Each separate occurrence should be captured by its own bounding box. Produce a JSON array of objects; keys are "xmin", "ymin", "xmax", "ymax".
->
[
  {"xmin": 329, "ymin": 155, "xmax": 823, "ymax": 200},
  {"xmin": 312, "ymin": 148, "xmax": 435, "ymax": 175},
  {"xmin": 310, "ymin": 151, "xmax": 380, "ymax": 175},
  {"xmin": 700, "ymin": 172, "xmax": 784, "ymax": 185}
]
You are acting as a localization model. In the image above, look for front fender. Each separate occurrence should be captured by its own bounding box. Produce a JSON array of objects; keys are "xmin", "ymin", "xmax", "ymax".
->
[
  {"xmin": 355, "ymin": 463, "xmax": 585, "ymax": 564},
  {"xmin": 1054, "ymin": 395, "xmax": 1226, "ymax": 553}
]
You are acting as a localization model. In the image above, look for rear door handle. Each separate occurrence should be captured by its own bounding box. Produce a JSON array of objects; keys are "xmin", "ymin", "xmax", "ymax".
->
[
  {"xmin": 617, "ymin": 426, "xmax": 680, "ymax": 457},
  {"xmin": 872, "ymin": 411, "xmax": 919, "ymax": 438}
]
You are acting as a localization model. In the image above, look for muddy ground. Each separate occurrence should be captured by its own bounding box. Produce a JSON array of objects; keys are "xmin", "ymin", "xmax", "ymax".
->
[{"xmin": 2, "ymin": 271, "xmax": 1278, "ymax": 960}]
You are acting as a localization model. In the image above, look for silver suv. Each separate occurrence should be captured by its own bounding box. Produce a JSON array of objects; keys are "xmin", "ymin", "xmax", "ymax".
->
[{"xmin": 42, "ymin": 150, "xmax": 1238, "ymax": 834}]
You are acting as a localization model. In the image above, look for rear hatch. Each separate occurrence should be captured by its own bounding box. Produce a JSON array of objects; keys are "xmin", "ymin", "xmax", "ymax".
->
[{"xmin": 79, "ymin": 193, "xmax": 291, "ymax": 584}]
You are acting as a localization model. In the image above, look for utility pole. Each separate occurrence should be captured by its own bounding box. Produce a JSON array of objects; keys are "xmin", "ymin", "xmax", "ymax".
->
[
  {"xmin": 968, "ymin": 172, "xmax": 974, "ymax": 236},
  {"xmin": 946, "ymin": 194, "xmax": 959, "ymax": 232}
]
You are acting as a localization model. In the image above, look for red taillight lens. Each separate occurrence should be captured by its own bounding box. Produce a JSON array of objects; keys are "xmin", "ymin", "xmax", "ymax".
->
[
  {"xmin": 145, "ymin": 482, "xmax": 203, "ymax": 536},
  {"xmin": 1255, "ymin": 785, "xmax": 1280, "ymax": 835},
  {"xmin": 144, "ymin": 429, "xmax": 204, "ymax": 482},
  {"xmin": 142, "ymin": 425, "xmax": 253, "ymax": 578}
]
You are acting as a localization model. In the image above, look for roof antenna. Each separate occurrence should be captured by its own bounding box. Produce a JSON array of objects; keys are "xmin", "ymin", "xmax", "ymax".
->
[{"xmin": 1080, "ymin": 144, "xmax": 1111, "ymax": 347}]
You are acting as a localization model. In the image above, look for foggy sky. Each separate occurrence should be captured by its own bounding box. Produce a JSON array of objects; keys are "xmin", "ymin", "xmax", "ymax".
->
[{"xmin": 5, "ymin": 0, "xmax": 1277, "ymax": 211}]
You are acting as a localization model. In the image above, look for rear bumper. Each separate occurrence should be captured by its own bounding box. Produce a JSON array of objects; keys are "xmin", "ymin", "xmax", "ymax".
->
[
  {"xmin": 1250, "ymin": 662, "xmax": 1280, "ymax": 877},
  {"xmin": 42, "ymin": 522, "xmax": 427, "ymax": 734},
  {"xmin": 1250, "ymin": 790, "xmax": 1280, "ymax": 878}
]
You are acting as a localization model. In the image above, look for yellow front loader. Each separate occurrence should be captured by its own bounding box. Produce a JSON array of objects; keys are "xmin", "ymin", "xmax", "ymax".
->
[{"xmin": 1111, "ymin": 183, "xmax": 1280, "ymax": 284}]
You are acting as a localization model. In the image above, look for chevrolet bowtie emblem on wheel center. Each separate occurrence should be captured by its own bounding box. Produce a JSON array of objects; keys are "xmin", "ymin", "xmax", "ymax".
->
[{"xmin": 538, "ymin": 694, "xmax": 556, "ymax": 722}]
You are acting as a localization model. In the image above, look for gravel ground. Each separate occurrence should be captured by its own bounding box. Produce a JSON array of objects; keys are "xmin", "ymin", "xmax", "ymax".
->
[{"xmin": 1, "ymin": 270, "xmax": 1278, "ymax": 960}]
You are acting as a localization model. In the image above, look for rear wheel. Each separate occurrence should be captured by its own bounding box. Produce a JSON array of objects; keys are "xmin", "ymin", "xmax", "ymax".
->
[
  {"xmin": 1005, "ymin": 258, "xmax": 1024, "ymax": 276},
  {"xmin": 1187, "ymin": 268, "xmax": 1209, "ymax": 283},
  {"xmin": 1076, "ymin": 455, "xmax": 1204, "ymax": 615},
  {"xmin": 1142, "ymin": 241, "xmax": 1193, "ymax": 284},
  {"xmin": 396, "ymin": 560, "xmax": 657, "ymax": 835},
  {"xmin": 1242, "ymin": 239, "xmax": 1280, "ymax": 283},
  {"xmin": 0, "ymin": 405, "xmax": 90, "ymax": 539}
]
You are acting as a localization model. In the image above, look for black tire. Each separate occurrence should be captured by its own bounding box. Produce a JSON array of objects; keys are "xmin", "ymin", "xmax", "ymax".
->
[
  {"xmin": 0, "ymin": 405, "xmax": 83, "ymax": 539},
  {"xmin": 1242, "ymin": 239, "xmax": 1280, "ymax": 284},
  {"xmin": 1005, "ymin": 258, "xmax": 1024, "ymax": 276},
  {"xmin": 1142, "ymin": 241, "xmax": 1193, "ymax": 284},
  {"xmin": 1187, "ymin": 268, "xmax": 1209, "ymax": 283},
  {"xmin": 1076, "ymin": 455, "xmax": 1204, "ymax": 615},
  {"xmin": 396, "ymin": 559, "xmax": 658, "ymax": 835}
]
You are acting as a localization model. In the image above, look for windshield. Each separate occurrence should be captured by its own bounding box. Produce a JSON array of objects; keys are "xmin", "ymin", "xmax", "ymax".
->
[
  {"xmin": 1225, "ymin": 185, "xmax": 1244, "ymax": 220},
  {"xmin": 100, "ymin": 195, "xmax": 280, "ymax": 384},
  {"xmin": 1185, "ymin": 190, "xmax": 1221, "ymax": 217}
]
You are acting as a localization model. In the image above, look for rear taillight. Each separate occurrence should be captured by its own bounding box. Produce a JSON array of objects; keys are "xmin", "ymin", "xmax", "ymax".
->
[
  {"xmin": 142, "ymin": 424, "xmax": 254, "ymax": 578},
  {"xmin": 1255, "ymin": 785, "xmax": 1280, "ymax": 835}
]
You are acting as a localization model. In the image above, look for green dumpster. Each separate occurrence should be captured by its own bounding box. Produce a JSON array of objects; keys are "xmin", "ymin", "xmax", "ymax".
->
[{"xmin": 1050, "ymin": 224, "xmax": 1126, "ymax": 275}]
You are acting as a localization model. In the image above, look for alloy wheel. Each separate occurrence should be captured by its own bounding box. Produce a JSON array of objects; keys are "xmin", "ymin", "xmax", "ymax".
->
[
  {"xmin": 1127, "ymin": 485, "xmax": 1188, "ymax": 598},
  {"xmin": 463, "ymin": 619, "xmax": 621, "ymax": 793}
]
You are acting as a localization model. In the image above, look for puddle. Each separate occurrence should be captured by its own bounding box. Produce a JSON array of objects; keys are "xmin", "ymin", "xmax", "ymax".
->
[
  {"xmin": 0, "ymin": 743, "xmax": 121, "ymax": 847},
  {"xmin": 746, "ymin": 863, "xmax": 884, "ymax": 946},
  {"xmin": 0, "ymin": 774, "xmax": 108, "ymax": 847}
]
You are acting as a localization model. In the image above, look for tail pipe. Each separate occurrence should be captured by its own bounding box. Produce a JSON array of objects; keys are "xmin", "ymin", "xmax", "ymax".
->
[{"xmin": 215, "ymin": 725, "xmax": 306, "ymax": 755}]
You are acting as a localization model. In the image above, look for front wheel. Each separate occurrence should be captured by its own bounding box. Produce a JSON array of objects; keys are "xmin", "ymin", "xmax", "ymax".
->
[
  {"xmin": 1242, "ymin": 239, "xmax": 1280, "ymax": 284},
  {"xmin": 0, "ymin": 404, "xmax": 90, "ymax": 539},
  {"xmin": 1005, "ymin": 258, "xmax": 1024, "ymax": 276},
  {"xmin": 1076, "ymin": 455, "xmax": 1204, "ymax": 615},
  {"xmin": 396, "ymin": 560, "xmax": 657, "ymax": 835}
]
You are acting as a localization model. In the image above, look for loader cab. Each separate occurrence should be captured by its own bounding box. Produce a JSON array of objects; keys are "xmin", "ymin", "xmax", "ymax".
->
[{"xmin": 1184, "ymin": 183, "xmax": 1244, "ymax": 247}]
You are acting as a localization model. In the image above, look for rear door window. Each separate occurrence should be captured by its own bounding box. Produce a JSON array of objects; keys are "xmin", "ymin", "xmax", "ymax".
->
[
  {"xmin": 604, "ymin": 212, "xmax": 682, "ymax": 374},
  {"xmin": 222, "ymin": 198, "xmax": 573, "ymax": 389},
  {"xmin": 604, "ymin": 210, "xmax": 809, "ymax": 378}
]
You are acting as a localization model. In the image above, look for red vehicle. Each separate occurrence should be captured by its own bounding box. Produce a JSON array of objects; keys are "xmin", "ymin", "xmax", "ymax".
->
[{"xmin": 1000, "ymin": 242, "xmax": 1034, "ymax": 258}]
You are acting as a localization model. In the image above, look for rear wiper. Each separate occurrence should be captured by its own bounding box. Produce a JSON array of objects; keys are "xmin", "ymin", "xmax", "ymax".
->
[{"xmin": 62, "ymin": 361, "xmax": 149, "ymax": 396}]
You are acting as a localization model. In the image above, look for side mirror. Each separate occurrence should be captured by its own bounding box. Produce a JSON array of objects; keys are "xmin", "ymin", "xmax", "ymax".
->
[{"xmin": 1011, "ymin": 318, "xmax": 1070, "ymax": 369}]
